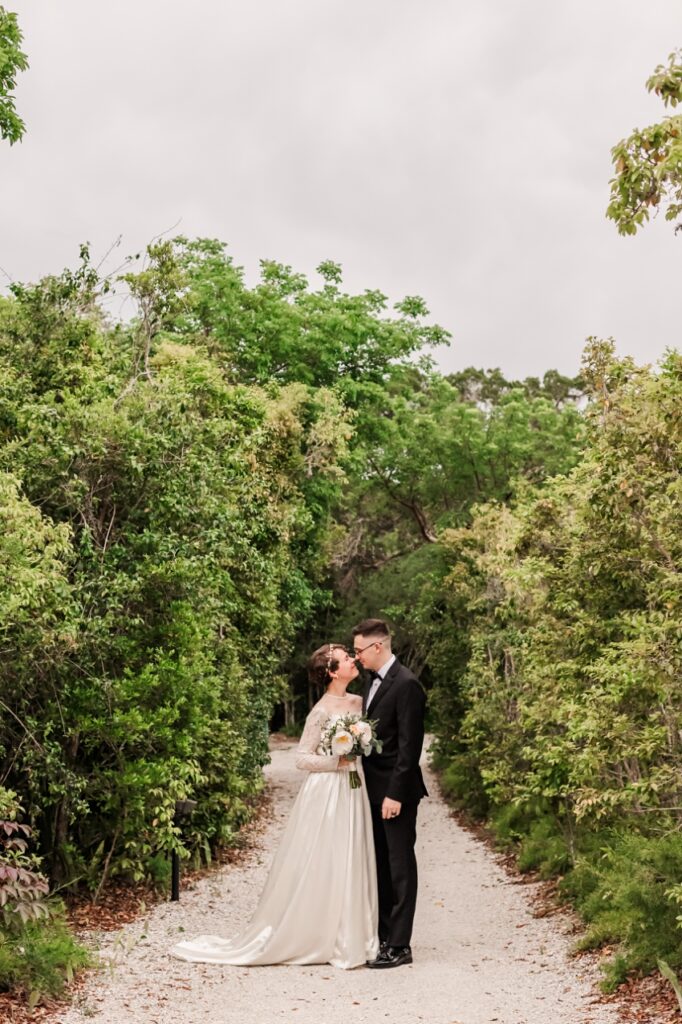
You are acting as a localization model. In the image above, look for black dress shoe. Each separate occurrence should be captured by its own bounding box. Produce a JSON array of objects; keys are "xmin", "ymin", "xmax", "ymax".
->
[{"xmin": 366, "ymin": 945, "xmax": 413, "ymax": 969}]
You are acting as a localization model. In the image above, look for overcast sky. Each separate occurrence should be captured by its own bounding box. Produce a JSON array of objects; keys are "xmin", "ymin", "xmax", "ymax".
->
[{"xmin": 1, "ymin": 2, "xmax": 681, "ymax": 378}]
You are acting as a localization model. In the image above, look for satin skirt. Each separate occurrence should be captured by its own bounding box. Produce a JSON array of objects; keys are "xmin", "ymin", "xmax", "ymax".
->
[{"xmin": 169, "ymin": 768, "xmax": 379, "ymax": 969}]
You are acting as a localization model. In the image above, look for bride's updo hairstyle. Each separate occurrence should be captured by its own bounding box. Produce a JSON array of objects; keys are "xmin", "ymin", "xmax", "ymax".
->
[{"xmin": 307, "ymin": 644, "xmax": 341, "ymax": 688}]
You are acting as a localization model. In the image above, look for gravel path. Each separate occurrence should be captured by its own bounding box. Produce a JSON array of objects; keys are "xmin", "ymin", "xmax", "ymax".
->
[{"xmin": 57, "ymin": 738, "xmax": 621, "ymax": 1024}]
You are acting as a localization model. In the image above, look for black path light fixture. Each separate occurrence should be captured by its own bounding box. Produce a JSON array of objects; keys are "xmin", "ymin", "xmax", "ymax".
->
[{"xmin": 171, "ymin": 799, "xmax": 197, "ymax": 901}]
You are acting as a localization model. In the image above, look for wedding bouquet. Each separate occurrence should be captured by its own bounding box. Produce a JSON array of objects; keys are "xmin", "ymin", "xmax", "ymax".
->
[{"xmin": 319, "ymin": 713, "xmax": 382, "ymax": 789}]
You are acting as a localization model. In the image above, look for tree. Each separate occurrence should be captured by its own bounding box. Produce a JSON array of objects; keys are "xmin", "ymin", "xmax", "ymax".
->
[
  {"xmin": 0, "ymin": 6, "xmax": 28, "ymax": 144},
  {"xmin": 448, "ymin": 367, "xmax": 584, "ymax": 409},
  {"xmin": 0, "ymin": 243, "xmax": 356, "ymax": 889},
  {"xmin": 328, "ymin": 371, "xmax": 584, "ymax": 593},
  {"xmin": 164, "ymin": 238, "xmax": 448, "ymax": 396},
  {"xmin": 428, "ymin": 343, "xmax": 682, "ymax": 987},
  {"xmin": 607, "ymin": 49, "xmax": 682, "ymax": 235}
]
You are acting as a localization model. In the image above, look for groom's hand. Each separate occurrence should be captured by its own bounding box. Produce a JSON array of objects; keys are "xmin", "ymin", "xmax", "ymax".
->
[{"xmin": 381, "ymin": 797, "xmax": 402, "ymax": 820}]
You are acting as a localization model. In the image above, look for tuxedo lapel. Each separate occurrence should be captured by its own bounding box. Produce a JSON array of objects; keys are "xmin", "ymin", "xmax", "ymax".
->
[
  {"xmin": 362, "ymin": 674, "xmax": 373, "ymax": 715},
  {"xmin": 365, "ymin": 659, "xmax": 399, "ymax": 716}
]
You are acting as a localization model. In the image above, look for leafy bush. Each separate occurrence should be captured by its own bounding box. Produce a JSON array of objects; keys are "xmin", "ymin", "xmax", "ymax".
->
[
  {"xmin": 427, "ymin": 343, "xmax": 682, "ymax": 984},
  {"xmin": 0, "ymin": 915, "xmax": 90, "ymax": 1008},
  {"xmin": 0, "ymin": 788, "xmax": 89, "ymax": 1006},
  {"xmin": 0, "ymin": 239, "xmax": 448, "ymax": 895},
  {"xmin": 516, "ymin": 819, "xmax": 571, "ymax": 878},
  {"xmin": 433, "ymin": 751, "xmax": 489, "ymax": 819},
  {"xmin": 0, "ymin": 816, "xmax": 49, "ymax": 930},
  {"xmin": 567, "ymin": 832, "xmax": 682, "ymax": 988}
]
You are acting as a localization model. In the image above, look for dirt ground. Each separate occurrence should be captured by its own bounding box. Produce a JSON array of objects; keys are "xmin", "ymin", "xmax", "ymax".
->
[{"xmin": 54, "ymin": 739, "xmax": 621, "ymax": 1024}]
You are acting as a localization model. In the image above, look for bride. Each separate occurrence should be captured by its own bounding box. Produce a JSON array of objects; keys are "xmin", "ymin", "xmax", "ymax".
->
[{"xmin": 169, "ymin": 643, "xmax": 379, "ymax": 969}]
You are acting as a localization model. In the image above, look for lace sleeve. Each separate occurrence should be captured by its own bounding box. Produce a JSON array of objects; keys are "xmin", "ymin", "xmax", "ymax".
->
[{"xmin": 294, "ymin": 708, "xmax": 341, "ymax": 773}]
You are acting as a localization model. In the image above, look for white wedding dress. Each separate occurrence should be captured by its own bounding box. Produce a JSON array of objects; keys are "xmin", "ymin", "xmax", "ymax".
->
[{"xmin": 169, "ymin": 694, "xmax": 379, "ymax": 969}]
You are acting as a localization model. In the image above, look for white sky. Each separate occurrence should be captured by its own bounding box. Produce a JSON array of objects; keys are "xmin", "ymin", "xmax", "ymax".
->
[{"xmin": 1, "ymin": 1, "xmax": 681, "ymax": 378}]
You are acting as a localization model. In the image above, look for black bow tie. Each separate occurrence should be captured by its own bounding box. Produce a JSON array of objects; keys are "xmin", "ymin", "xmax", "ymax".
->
[{"xmin": 368, "ymin": 671, "xmax": 380, "ymax": 682}]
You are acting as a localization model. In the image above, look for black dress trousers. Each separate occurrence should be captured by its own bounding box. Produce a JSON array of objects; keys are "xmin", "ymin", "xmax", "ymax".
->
[{"xmin": 370, "ymin": 799, "xmax": 419, "ymax": 947}]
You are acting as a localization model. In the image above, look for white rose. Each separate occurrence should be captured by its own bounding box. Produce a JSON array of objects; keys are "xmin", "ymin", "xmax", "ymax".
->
[
  {"xmin": 331, "ymin": 730, "xmax": 354, "ymax": 756},
  {"xmin": 357, "ymin": 722, "xmax": 372, "ymax": 743}
]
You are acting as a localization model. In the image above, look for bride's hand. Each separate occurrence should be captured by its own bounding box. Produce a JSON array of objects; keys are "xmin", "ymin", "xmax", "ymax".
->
[{"xmin": 338, "ymin": 755, "xmax": 356, "ymax": 769}]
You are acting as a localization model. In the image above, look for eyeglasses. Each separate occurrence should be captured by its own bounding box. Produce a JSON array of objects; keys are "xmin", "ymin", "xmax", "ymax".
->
[{"xmin": 353, "ymin": 639, "xmax": 386, "ymax": 657}]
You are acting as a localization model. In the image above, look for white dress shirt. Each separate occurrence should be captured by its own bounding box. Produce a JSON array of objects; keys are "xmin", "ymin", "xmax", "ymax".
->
[{"xmin": 366, "ymin": 654, "xmax": 396, "ymax": 710}]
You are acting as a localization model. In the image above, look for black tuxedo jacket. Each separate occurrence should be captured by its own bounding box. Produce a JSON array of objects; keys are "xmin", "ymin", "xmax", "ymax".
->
[{"xmin": 361, "ymin": 657, "xmax": 428, "ymax": 806}]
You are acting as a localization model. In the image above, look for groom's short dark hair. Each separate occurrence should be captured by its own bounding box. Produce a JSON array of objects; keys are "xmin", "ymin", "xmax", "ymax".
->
[{"xmin": 352, "ymin": 618, "xmax": 390, "ymax": 639}]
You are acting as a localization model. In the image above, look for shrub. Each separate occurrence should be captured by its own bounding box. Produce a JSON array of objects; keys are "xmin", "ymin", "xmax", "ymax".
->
[
  {"xmin": 567, "ymin": 831, "xmax": 682, "ymax": 989},
  {"xmin": 0, "ymin": 788, "xmax": 89, "ymax": 1006},
  {"xmin": 516, "ymin": 818, "xmax": 571, "ymax": 878},
  {"xmin": 435, "ymin": 752, "xmax": 489, "ymax": 819},
  {"xmin": 429, "ymin": 346, "xmax": 682, "ymax": 987},
  {"xmin": 0, "ymin": 914, "xmax": 90, "ymax": 1008}
]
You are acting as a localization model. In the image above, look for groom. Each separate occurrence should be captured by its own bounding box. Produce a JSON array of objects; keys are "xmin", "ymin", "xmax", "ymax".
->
[{"xmin": 352, "ymin": 618, "xmax": 428, "ymax": 969}]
